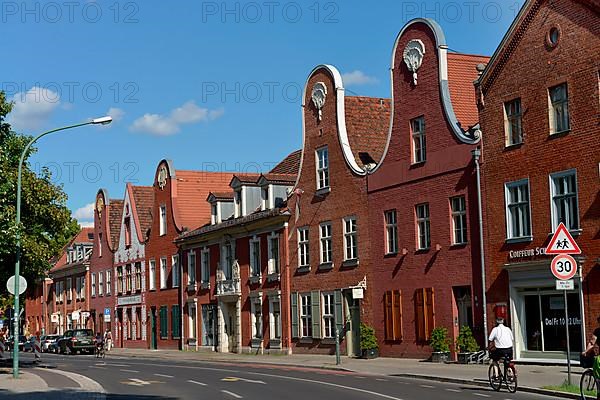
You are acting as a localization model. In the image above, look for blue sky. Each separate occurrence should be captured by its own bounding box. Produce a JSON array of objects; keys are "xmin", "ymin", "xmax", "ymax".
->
[{"xmin": 1, "ymin": 0, "xmax": 524, "ymax": 226}]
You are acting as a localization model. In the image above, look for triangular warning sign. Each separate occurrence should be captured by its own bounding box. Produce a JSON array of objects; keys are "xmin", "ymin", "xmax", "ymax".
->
[{"xmin": 546, "ymin": 222, "xmax": 581, "ymax": 255}]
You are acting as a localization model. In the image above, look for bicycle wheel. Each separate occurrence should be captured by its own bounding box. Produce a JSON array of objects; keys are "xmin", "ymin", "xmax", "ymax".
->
[
  {"xmin": 506, "ymin": 364, "xmax": 518, "ymax": 393},
  {"xmin": 488, "ymin": 362, "xmax": 502, "ymax": 391},
  {"xmin": 580, "ymin": 369, "xmax": 596, "ymax": 400}
]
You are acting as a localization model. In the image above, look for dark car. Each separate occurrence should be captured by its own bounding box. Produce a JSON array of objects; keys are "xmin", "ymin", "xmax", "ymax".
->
[
  {"xmin": 5, "ymin": 335, "xmax": 27, "ymax": 352},
  {"xmin": 56, "ymin": 329, "xmax": 95, "ymax": 355}
]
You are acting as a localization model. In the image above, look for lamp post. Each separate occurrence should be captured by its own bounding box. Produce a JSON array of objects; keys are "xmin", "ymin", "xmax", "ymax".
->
[{"xmin": 12, "ymin": 116, "xmax": 112, "ymax": 378}]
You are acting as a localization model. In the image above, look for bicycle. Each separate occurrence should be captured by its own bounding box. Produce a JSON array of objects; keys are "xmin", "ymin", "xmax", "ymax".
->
[
  {"xmin": 488, "ymin": 356, "xmax": 518, "ymax": 393},
  {"xmin": 579, "ymin": 368, "xmax": 598, "ymax": 400},
  {"xmin": 94, "ymin": 343, "xmax": 106, "ymax": 359}
]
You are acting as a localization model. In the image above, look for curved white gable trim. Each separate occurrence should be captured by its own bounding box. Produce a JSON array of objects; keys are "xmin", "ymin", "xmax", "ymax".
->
[
  {"xmin": 373, "ymin": 18, "xmax": 480, "ymax": 173},
  {"xmin": 294, "ymin": 64, "xmax": 366, "ymax": 191}
]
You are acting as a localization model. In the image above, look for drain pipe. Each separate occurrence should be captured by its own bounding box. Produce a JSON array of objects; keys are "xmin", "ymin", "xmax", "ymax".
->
[{"xmin": 472, "ymin": 147, "xmax": 488, "ymax": 344}]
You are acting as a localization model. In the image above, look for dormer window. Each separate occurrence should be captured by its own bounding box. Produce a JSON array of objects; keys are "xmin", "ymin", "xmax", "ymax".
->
[
  {"xmin": 211, "ymin": 203, "xmax": 218, "ymax": 225},
  {"xmin": 234, "ymin": 190, "xmax": 242, "ymax": 218},
  {"xmin": 261, "ymin": 186, "xmax": 271, "ymax": 210}
]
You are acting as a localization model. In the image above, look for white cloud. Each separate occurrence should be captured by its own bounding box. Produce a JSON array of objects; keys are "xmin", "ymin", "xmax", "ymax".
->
[
  {"xmin": 107, "ymin": 107, "xmax": 125, "ymax": 123},
  {"xmin": 73, "ymin": 202, "xmax": 95, "ymax": 220},
  {"xmin": 342, "ymin": 70, "xmax": 379, "ymax": 86},
  {"xmin": 129, "ymin": 101, "xmax": 224, "ymax": 136},
  {"xmin": 8, "ymin": 87, "xmax": 61, "ymax": 131},
  {"xmin": 78, "ymin": 221, "xmax": 94, "ymax": 228}
]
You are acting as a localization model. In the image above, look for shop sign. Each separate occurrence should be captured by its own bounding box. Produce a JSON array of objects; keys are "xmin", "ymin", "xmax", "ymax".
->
[
  {"xmin": 117, "ymin": 294, "xmax": 142, "ymax": 306},
  {"xmin": 508, "ymin": 247, "xmax": 547, "ymax": 260},
  {"xmin": 352, "ymin": 287, "xmax": 364, "ymax": 299},
  {"xmin": 544, "ymin": 316, "xmax": 581, "ymax": 327},
  {"xmin": 556, "ymin": 280, "xmax": 574, "ymax": 290}
]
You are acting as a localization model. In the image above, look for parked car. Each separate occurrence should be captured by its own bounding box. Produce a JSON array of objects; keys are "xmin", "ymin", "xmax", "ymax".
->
[
  {"xmin": 41, "ymin": 335, "xmax": 61, "ymax": 353},
  {"xmin": 56, "ymin": 329, "xmax": 95, "ymax": 355},
  {"xmin": 5, "ymin": 335, "xmax": 27, "ymax": 352}
]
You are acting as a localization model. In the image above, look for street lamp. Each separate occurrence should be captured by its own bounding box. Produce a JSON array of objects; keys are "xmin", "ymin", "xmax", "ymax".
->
[{"xmin": 12, "ymin": 116, "xmax": 112, "ymax": 378}]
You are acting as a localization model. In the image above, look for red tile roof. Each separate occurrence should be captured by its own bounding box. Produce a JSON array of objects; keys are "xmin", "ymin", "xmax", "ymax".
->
[
  {"xmin": 208, "ymin": 191, "xmax": 234, "ymax": 201},
  {"xmin": 232, "ymin": 173, "xmax": 261, "ymax": 185},
  {"xmin": 50, "ymin": 227, "xmax": 94, "ymax": 272},
  {"xmin": 108, "ymin": 199, "xmax": 124, "ymax": 251},
  {"xmin": 261, "ymin": 173, "xmax": 297, "ymax": 184},
  {"xmin": 344, "ymin": 96, "xmax": 391, "ymax": 168},
  {"xmin": 174, "ymin": 171, "xmax": 234, "ymax": 231},
  {"xmin": 269, "ymin": 149, "xmax": 301, "ymax": 174},
  {"xmin": 131, "ymin": 185, "xmax": 154, "ymax": 241},
  {"xmin": 447, "ymin": 52, "xmax": 490, "ymax": 129}
]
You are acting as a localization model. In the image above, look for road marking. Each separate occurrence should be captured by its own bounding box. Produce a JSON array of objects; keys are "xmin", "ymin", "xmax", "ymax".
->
[
  {"xmin": 376, "ymin": 378, "xmax": 388, "ymax": 382},
  {"xmin": 187, "ymin": 379, "xmax": 207, "ymax": 386},
  {"xmin": 222, "ymin": 377, "xmax": 265, "ymax": 384},
  {"xmin": 222, "ymin": 390, "xmax": 243, "ymax": 399},
  {"xmin": 154, "ymin": 373, "xmax": 174, "ymax": 378},
  {"xmin": 121, "ymin": 378, "xmax": 163, "ymax": 386},
  {"xmin": 420, "ymin": 384, "xmax": 435, "ymax": 388},
  {"xmin": 354, "ymin": 376, "xmax": 366, "ymax": 379},
  {"xmin": 120, "ymin": 369, "xmax": 140, "ymax": 373},
  {"xmin": 473, "ymin": 394, "xmax": 490, "ymax": 398},
  {"xmin": 90, "ymin": 366, "xmax": 106, "ymax": 369},
  {"xmin": 107, "ymin": 363, "xmax": 130, "ymax": 367},
  {"xmin": 446, "ymin": 388, "xmax": 461, "ymax": 393}
]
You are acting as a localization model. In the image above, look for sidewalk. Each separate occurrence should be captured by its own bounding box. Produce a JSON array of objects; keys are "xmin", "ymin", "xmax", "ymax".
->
[
  {"xmin": 0, "ymin": 359, "xmax": 105, "ymax": 400},
  {"xmin": 111, "ymin": 348, "xmax": 587, "ymax": 398}
]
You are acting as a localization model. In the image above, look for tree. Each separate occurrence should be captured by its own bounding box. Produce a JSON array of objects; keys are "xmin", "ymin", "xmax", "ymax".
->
[{"xmin": 0, "ymin": 91, "xmax": 79, "ymax": 302}]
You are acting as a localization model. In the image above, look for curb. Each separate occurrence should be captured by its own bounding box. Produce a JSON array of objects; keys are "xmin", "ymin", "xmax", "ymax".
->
[
  {"xmin": 34, "ymin": 367, "xmax": 107, "ymax": 399},
  {"xmin": 395, "ymin": 373, "xmax": 582, "ymax": 400}
]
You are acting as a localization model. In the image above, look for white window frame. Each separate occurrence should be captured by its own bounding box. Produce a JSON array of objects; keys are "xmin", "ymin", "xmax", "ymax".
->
[
  {"xmin": 269, "ymin": 296, "xmax": 282, "ymax": 340},
  {"xmin": 211, "ymin": 203, "xmax": 218, "ymax": 225},
  {"xmin": 316, "ymin": 147, "xmax": 330, "ymax": 190},
  {"xmin": 66, "ymin": 278, "xmax": 72, "ymax": 301},
  {"xmin": 549, "ymin": 169, "xmax": 579, "ymax": 231},
  {"xmin": 268, "ymin": 232, "xmax": 280, "ymax": 275},
  {"xmin": 319, "ymin": 222, "xmax": 332, "ymax": 264},
  {"xmin": 98, "ymin": 232, "xmax": 103, "ymax": 258},
  {"xmin": 250, "ymin": 296, "xmax": 263, "ymax": 340},
  {"xmin": 249, "ymin": 237, "xmax": 261, "ymax": 277},
  {"xmin": 504, "ymin": 179, "xmax": 532, "ymax": 240},
  {"xmin": 234, "ymin": 190, "xmax": 242, "ymax": 218},
  {"xmin": 159, "ymin": 205, "xmax": 167, "ymax": 236},
  {"xmin": 411, "ymin": 116, "xmax": 426, "ymax": 163},
  {"xmin": 261, "ymin": 185, "xmax": 272, "ymax": 211},
  {"xmin": 451, "ymin": 196, "xmax": 468, "ymax": 245},
  {"xmin": 188, "ymin": 301, "xmax": 197, "ymax": 340},
  {"xmin": 201, "ymin": 248, "xmax": 210, "ymax": 284},
  {"xmin": 98, "ymin": 272, "xmax": 104, "ymax": 296},
  {"xmin": 160, "ymin": 257, "xmax": 168, "ymax": 289},
  {"xmin": 187, "ymin": 251, "xmax": 196, "ymax": 286},
  {"xmin": 504, "ymin": 98, "xmax": 523, "ymax": 146},
  {"xmin": 172, "ymin": 255, "xmax": 180, "ymax": 288},
  {"xmin": 297, "ymin": 227, "xmax": 310, "ymax": 268},
  {"xmin": 91, "ymin": 273, "xmax": 96, "ymax": 297},
  {"xmin": 385, "ymin": 210, "xmax": 398, "ymax": 254},
  {"xmin": 148, "ymin": 260, "xmax": 156, "ymax": 291},
  {"xmin": 105, "ymin": 270, "xmax": 112, "ymax": 295},
  {"xmin": 343, "ymin": 216, "xmax": 358, "ymax": 261},
  {"xmin": 221, "ymin": 241, "xmax": 235, "ymax": 280},
  {"xmin": 321, "ymin": 292, "xmax": 335, "ymax": 339},
  {"xmin": 416, "ymin": 203, "xmax": 431, "ymax": 250},
  {"xmin": 300, "ymin": 293, "xmax": 312, "ymax": 338},
  {"xmin": 548, "ymin": 83, "xmax": 570, "ymax": 134}
]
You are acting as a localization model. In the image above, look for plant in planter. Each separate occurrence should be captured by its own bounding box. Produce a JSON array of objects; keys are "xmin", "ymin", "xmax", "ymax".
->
[
  {"xmin": 360, "ymin": 323, "xmax": 379, "ymax": 359},
  {"xmin": 430, "ymin": 327, "xmax": 451, "ymax": 363},
  {"xmin": 455, "ymin": 326, "xmax": 480, "ymax": 364}
]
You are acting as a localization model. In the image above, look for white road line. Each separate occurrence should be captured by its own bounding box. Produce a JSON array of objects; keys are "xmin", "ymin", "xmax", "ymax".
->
[
  {"xmin": 154, "ymin": 373, "xmax": 174, "ymax": 378},
  {"xmin": 420, "ymin": 384, "xmax": 435, "ymax": 389},
  {"xmin": 473, "ymin": 394, "xmax": 490, "ymax": 398},
  {"xmin": 222, "ymin": 389, "xmax": 243, "ymax": 399},
  {"xmin": 120, "ymin": 369, "xmax": 140, "ymax": 373},
  {"xmin": 445, "ymin": 388, "xmax": 461, "ymax": 393},
  {"xmin": 90, "ymin": 366, "xmax": 106, "ymax": 369},
  {"xmin": 187, "ymin": 379, "xmax": 207, "ymax": 386},
  {"xmin": 107, "ymin": 364, "xmax": 131, "ymax": 367},
  {"xmin": 376, "ymin": 378, "xmax": 388, "ymax": 382}
]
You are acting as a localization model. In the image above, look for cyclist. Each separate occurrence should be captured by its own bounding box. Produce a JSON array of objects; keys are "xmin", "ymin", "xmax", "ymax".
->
[
  {"xmin": 488, "ymin": 317, "xmax": 514, "ymax": 362},
  {"xmin": 94, "ymin": 332, "xmax": 104, "ymax": 356}
]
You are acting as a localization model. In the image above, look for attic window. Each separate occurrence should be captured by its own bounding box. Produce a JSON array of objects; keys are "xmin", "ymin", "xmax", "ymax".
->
[
  {"xmin": 87, "ymin": 232, "xmax": 94, "ymax": 240},
  {"xmin": 546, "ymin": 26, "xmax": 561, "ymax": 48}
]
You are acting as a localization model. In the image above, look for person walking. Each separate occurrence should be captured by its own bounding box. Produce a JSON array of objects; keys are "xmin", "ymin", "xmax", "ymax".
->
[
  {"xmin": 104, "ymin": 328, "xmax": 112, "ymax": 352},
  {"xmin": 0, "ymin": 328, "xmax": 6, "ymax": 359},
  {"xmin": 488, "ymin": 317, "xmax": 514, "ymax": 362},
  {"xmin": 33, "ymin": 332, "xmax": 42, "ymax": 363}
]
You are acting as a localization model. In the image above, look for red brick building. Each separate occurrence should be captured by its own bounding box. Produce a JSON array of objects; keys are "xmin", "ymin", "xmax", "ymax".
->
[
  {"xmin": 46, "ymin": 228, "xmax": 94, "ymax": 335},
  {"xmin": 286, "ymin": 64, "xmax": 390, "ymax": 356},
  {"xmin": 476, "ymin": 0, "xmax": 600, "ymax": 361},
  {"xmin": 145, "ymin": 160, "xmax": 232, "ymax": 350},
  {"xmin": 88, "ymin": 189, "xmax": 123, "ymax": 336},
  {"xmin": 176, "ymin": 152, "xmax": 299, "ymax": 354},
  {"xmin": 367, "ymin": 18, "xmax": 489, "ymax": 358},
  {"xmin": 24, "ymin": 278, "xmax": 50, "ymax": 336},
  {"xmin": 112, "ymin": 183, "xmax": 153, "ymax": 349}
]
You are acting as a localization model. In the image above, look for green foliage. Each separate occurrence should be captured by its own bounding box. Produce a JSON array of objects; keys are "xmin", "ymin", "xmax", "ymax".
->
[
  {"xmin": 0, "ymin": 91, "xmax": 79, "ymax": 301},
  {"xmin": 430, "ymin": 327, "xmax": 451, "ymax": 353},
  {"xmin": 455, "ymin": 325, "xmax": 479, "ymax": 353},
  {"xmin": 543, "ymin": 381, "xmax": 597, "ymax": 397},
  {"xmin": 360, "ymin": 323, "xmax": 378, "ymax": 350}
]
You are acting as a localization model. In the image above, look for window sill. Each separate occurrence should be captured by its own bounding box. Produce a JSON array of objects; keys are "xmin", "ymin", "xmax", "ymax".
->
[
  {"xmin": 410, "ymin": 160, "xmax": 426, "ymax": 167},
  {"xmin": 415, "ymin": 247, "xmax": 430, "ymax": 254},
  {"xmin": 249, "ymin": 275, "xmax": 262, "ymax": 284},
  {"xmin": 549, "ymin": 129, "xmax": 571, "ymax": 137},
  {"xmin": 297, "ymin": 266, "xmax": 310, "ymax": 274},
  {"xmin": 450, "ymin": 242, "xmax": 468, "ymax": 249},
  {"xmin": 318, "ymin": 262, "xmax": 334, "ymax": 271},
  {"xmin": 269, "ymin": 339, "xmax": 282, "ymax": 349},
  {"xmin": 315, "ymin": 187, "xmax": 331, "ymax": 197},
  {"xmin": 341, "ymin": 259, "xmax": 359, "ymax": 268},
  {"xmin": 251, "ymin": 338, "xmax": 263, "ymax": 348},
  {"xmin": 384, "ymin": 252, "xmax": 398, "ymax": 258},
  {"xmin": 504, "ymin": 141, "xmax": 523, "ymax": 149},
  {"xmin": 266, "ymin": 273, "xmax": 280, "ymax": 283},
  {"xmin": 200, "ymin": 282, "xmax": 210, "ymax": 290},
  {"xmin": 505, "ymin": 236, "xmax": 533, "ymax": 244}
]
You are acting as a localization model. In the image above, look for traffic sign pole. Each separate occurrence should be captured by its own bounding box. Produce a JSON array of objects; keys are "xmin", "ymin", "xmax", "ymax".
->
[{"xmin": 564, "ymin": 289, "xmax": 571, "ymax": 385}]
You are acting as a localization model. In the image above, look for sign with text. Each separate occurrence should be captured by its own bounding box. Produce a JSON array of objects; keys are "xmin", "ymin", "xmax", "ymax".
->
[
  {"xmin": 551, "ymin": 254, "xmax": 578, "ymax": 280},
  {"xmin": 117, "ymin": 295, "xmax": 142, "ymax": 306},
  {"xmin": 556, "ymin": 280, "xmax": 574, "ymax": 290}
]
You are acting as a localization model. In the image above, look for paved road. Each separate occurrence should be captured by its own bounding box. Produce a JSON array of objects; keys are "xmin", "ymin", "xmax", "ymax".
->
[{"xmin": 21, "ymin": 352, "xmax": 556, "ymax": 400}]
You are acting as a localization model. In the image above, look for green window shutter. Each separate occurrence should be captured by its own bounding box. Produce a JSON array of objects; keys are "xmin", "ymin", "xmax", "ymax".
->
[
  {"xmin": 291, "ymin": 292, "xmax": 299, "ymax": 338},
  {"xmin": 172, "ymin": 305, "xmax": 180, "ymax": 338},
  {"xmin": 311, "ymin": 290, "xmax": 321, "ymax": 339},
  {"xmin": 159, "ymin": 306, "xmax": 167, "ymax": 338},
  {"xmin": 334, "ymin": 289, "xmax": 344, "ymax": 337}
]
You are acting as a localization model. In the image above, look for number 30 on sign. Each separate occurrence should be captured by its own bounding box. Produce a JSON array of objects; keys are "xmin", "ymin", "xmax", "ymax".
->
[{"xmin": 551, "ymin": 254, "xmax": 578, "ymax": 280}]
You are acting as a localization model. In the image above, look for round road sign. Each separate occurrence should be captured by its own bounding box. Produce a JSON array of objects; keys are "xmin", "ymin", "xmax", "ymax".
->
[
  {"xmin": 6, "ymin": 275, "xmax": 27, "ymax": 295},
  {"xmin": 551, "ymin": 254, "xmax": 578, "ymax": 280}
]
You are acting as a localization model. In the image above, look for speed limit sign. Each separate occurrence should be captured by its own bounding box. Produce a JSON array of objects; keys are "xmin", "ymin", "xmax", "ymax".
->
[{"xmin": 551, "ymin": 254, "xmax": 578, "ymax": 280}]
